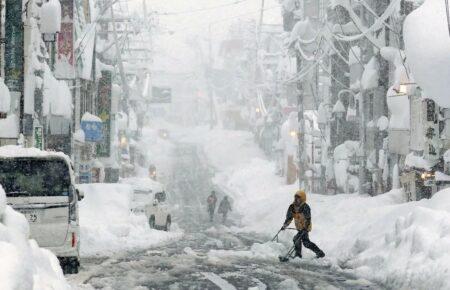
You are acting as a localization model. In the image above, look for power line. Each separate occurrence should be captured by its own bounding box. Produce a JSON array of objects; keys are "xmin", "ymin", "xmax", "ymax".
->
[{"xmin": 155, "ymin": 0, "xmax": 250, "ymax": 16}]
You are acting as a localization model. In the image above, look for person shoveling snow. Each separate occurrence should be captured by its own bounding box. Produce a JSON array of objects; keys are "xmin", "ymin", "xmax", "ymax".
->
[{"xmin": 279, "ymin": 190, "xmax": 325, "ymax": 261}]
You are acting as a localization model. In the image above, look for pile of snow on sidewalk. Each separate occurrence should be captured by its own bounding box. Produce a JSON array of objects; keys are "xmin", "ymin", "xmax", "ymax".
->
[
  {"xmin": 78, "ymin": 183, "xmax": 181, "ymax": 257},
  {"xmin": 0, "ymin": 185, "xmax": 69, "ymax": 290},
  {"xmin": 194, "ymin": 128, "xmax": 450, "ymax": 290}
]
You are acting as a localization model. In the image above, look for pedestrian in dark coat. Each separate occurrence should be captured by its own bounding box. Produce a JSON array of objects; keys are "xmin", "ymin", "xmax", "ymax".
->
[
  {"xmin": 281, "ymin": 190, "xmax": 325, "ymax": 258},
  {"xmin": 206, "ymin": 191, "xmax": 217, "ymax": 222},
  {"xmin": 218, "ymin": 196, "xmax": 232, "ymax": 223}
]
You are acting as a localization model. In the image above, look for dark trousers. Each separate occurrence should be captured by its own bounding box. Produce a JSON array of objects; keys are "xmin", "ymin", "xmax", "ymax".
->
[
  {"xmin": 293, "ymin": 230, "xmax": 323, "ymax": 257},
  {"xmin": 208, "ymin": 206, "xmax": 215, "ymax": 221}
]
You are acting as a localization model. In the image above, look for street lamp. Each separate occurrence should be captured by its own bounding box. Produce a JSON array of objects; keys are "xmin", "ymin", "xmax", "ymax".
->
[{"xmin": 40, "ymin": 0, "xmax": 61, "ymax": 42}]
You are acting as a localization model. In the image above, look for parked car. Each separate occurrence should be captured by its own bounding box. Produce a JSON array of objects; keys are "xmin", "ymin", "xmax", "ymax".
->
[
  {"xmin": 145, "ymin": 190, "xmax": 171, "ymax": 231},
  {"xmin": 0, "ymin": 146, "xmax": 83, "ymax": 274},
  {"xmin": 120, "ymin": 177, "xmax": 171, "ymax": 231}
]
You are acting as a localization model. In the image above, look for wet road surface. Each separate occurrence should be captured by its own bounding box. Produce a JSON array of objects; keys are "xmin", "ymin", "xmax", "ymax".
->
[{"xmin": 70, "ymin": 143, "xmax": 382, "ymax": 290}]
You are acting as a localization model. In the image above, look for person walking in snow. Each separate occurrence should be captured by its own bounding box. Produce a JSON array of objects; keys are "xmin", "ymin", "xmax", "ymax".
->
[
  {"xmin": 281, "ymin": 190, "xmax": 325, "ymax": 259},
  {"xmin": 206, "ymin": 191, "xmax": 217, "ymax": 222},
  {"xmin": 218, "ymin": 196, "xmax": 232, "ymax": 223}
]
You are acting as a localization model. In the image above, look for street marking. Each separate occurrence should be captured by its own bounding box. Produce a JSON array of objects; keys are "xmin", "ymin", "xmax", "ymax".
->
[{"xmin": 201, "ymin": 272, "xmax": 237, "ymax": 290}]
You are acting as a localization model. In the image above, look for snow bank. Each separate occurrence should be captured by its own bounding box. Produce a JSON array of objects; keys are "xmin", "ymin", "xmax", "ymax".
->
[
  {"xmin": 0, "ymin": 185, "xmax": 69, "ymax": 290},
  {"xmin": 198, "ymin": 128, "xmax": 450, "ymax": 289},
  {"xmin": 0, "ymin": 114, "xmax": 19, "ymax": 139},
  {"xmin": 404, "ymin": 0, "xmax": 450, "ymax": 108},
  {"xmin": 78, "ymin": 183, "xmax": 181, "ymax": 257},
  {"xmin": 0, "ymin": 77, "xmax": 11, "ymax": 113}
]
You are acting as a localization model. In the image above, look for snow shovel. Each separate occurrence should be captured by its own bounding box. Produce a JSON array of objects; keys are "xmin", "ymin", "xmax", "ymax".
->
[
  {"xmin": 271, "ymin": 229, "xmax": 283, "ymax": 242},
  {"xmin": 279, "ymin": 245, "xmax": 296, "ymax": 262},
  {"xmin": 278, "ymin": 231, "xmax": 304, "ymax": 262}
]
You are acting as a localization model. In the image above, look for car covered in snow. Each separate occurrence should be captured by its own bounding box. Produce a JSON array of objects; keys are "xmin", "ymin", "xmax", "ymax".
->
[
  {"xmin": 0, "ymin": 146, "xmax": 83, "ymax": 274},
  {"xmin": 120, "ymin": 177, "xmax": 171, "ymax": 231}
]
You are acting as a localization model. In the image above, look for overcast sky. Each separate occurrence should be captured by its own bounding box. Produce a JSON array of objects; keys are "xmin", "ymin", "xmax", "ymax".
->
[{"xmin": 127, "ymin": 0, "xmax": 282, "ymax": 73}]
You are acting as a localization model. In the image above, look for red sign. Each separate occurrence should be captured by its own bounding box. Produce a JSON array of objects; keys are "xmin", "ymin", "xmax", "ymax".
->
[{"xmin": 55, "ymin": 0, "xmax": 75, "ymax": 79}]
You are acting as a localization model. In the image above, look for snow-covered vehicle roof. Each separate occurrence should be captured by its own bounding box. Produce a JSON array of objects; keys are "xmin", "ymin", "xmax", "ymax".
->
[
  {"xmin": 119, "ymin": 177, "xmax": 165, "ymax": 193},
  {"xmin": 0, "ymin": 145, "xmax": 71, "ymax": 162},
  {"xmin": 0, "ymin": 145, "xmax": 75, "ymax": 183}
]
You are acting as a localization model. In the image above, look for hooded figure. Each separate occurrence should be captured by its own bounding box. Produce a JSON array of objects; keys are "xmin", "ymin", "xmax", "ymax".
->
[
  {"xmin": 282, "ymin": 190, "xmax": 325, "ymax": 258},
  {"xmin": 218, "ymin": 196, "xmax": 232, "ymax": 223}
]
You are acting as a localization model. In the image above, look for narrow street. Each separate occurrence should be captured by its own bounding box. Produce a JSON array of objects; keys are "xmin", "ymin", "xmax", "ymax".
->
[{"xmin": 71, "ymin": 143, "xmax": 381, "ymax": 290}]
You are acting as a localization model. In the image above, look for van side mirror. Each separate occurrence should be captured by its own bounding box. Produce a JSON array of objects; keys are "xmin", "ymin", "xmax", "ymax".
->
[{"xmin": 76, "ymin": 188, "xmax": 84, "ymax": 201}]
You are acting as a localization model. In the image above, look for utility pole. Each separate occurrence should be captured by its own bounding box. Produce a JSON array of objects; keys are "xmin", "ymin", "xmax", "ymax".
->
[
  {"xmin": 257, "ymin": 0, "xmax": 265, "ymax": 42},
  {"xmin": 110, "ymin": 1, "xmax": 130, "ymax": 108},
  {"xmin": 207, "ymin": 24, "xmax": 215, "ymax": 129},
  {"xmin": 296, "ymin": 54, "xmax": 306, "ymax": 189}
]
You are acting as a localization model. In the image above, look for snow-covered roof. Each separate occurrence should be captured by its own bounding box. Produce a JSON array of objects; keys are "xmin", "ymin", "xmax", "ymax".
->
[{"xmin": 404, "ymin": 0, "xmax": 450, "ymax": 108}]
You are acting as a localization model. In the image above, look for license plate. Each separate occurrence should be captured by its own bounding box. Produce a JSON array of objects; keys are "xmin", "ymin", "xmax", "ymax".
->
[
  {"xmin": 424, "ymin": 180, "xmax": 435, "ymax": 187},
  {"xmin": 19, "ymin": 210, "xmax": 39, "ymax": 223}
]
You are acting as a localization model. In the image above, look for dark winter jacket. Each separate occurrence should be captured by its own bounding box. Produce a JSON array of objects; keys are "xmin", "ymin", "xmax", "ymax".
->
[
  {"xmin": 218, "ymin": 198, "xmax": 232, "ymax": 214},
  {"xmin": 283, "ymin": 191, "xmax": 312, "ymax": 232}
]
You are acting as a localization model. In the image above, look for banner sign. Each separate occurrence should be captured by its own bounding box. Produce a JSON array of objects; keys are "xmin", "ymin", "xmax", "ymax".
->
[
  {"xmin": 55, "ymin": 0, "xmax": 75, "ymax": 79},
  {"xmin": 81, "ymin": 120, "xmax": 103, "ymax": 142},
  {"xmin": 151, "ymin": 86, "xmax": 172, "ymax": 103},
  {"xmin": 4, "ymin": 0, "xmax": 24, "ymax": 93},
  {"xmin": 96, "ymin": 71, "xmax": 112, "ymax": 157}
]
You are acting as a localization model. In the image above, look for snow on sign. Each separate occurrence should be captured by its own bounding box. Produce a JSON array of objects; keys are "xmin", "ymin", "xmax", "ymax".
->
[
  {"xmin": 151, "ymin": 86, "xmax": 172, "ymax": 103},
  {"xmin": 81, "ymin": 113, "xmax": 103, "ymax": 142}
]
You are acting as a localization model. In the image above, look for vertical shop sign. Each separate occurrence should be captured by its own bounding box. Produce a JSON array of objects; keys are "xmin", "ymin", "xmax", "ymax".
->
[
  {"xmin": 55, "ymin": 0, "xmax": 75, "ymax": 79},
  {"xmin": 96, "ymin": 71, "xmax": 112, "ymax": 157},
  {"xmin": 4, "ymin": 0, "xmax": 24, "ymax": 93},
  {"xmin": 33, "ymin": 126, "xmax": 44, "ymax": 150}
]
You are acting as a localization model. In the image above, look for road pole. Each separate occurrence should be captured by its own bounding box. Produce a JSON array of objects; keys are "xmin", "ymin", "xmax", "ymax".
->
[
  {"xmin": 207, "ymin": 24, "xmax": 214, "ymax": 129},
  {"xmin": 358, "ymin": 92, "xmax": 366, "ymax": 194}
]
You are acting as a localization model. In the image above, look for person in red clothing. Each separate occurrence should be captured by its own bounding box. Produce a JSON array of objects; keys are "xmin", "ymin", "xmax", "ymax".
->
[{"xmin": 206, "ymin": 191, "xmax": 217, "ymax": 222}]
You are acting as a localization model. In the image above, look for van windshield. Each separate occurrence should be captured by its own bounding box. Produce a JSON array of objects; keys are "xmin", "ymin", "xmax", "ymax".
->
[{"xmin": 0, "ymin": 158, "xmax": 71, "ymax": 197}]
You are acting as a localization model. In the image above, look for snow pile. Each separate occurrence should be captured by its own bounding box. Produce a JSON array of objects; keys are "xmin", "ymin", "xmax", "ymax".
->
[
  {"xmin": 78, "ymin": 183, "xmax": 181, "ymax": 257},
  {"xmin": 0, "ymin": 77, "xmax": 10, "ymax": 113},
  {"xmin": 0, "ymin": 185, "xmax": 69, "ymax": 290},
  {"xmin": 333, "ymin": 141, "xmax": 359, "ymax": 192},
  {"xmin": 404, "ymin": 0, "xmax": 450, "ymax": 108},
  {"xmin": 43, "ymin": 64, "xmax": 72, "ymax": 118},
  {"xmin": 208, "ymin": 241, "xmax": 286, "ymax": 262},
  {"xmin": 40, "ymin": 0, "xmax": 61, "ymax": 34},
  {"xmin": 0, "ymin": 114, "xmax": 19, "ymax": 139},
  {"xmin": 361, "ymin": 56, "xmax": 379, "ymax": 90},
  {"xmin": 198, "ymin": 128, "xmax": 450, "ymax": 289},
  {"xmin": 404, "ymin": 152, "xmax": 432, "ymax": 170},
  {"xmin": 81, "ymin": 112, "xmax": 102, "ymax": 123}
]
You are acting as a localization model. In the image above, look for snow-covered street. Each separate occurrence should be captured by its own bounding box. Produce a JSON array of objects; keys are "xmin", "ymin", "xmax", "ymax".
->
[{"xmin": 68, "ymin": 142, "xmax": 380, "ymax": 290}]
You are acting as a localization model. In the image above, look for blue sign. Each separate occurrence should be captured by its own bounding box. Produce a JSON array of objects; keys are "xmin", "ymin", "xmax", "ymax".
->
[{"xmin": 81, "ymin": 120, "xmax": 103, "ymax": 142}]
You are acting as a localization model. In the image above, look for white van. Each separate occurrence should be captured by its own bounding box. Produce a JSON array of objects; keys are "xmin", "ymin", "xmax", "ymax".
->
[{"xmin": 0, "ymin": 146, "xmax": 83, "ymax": 274}]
